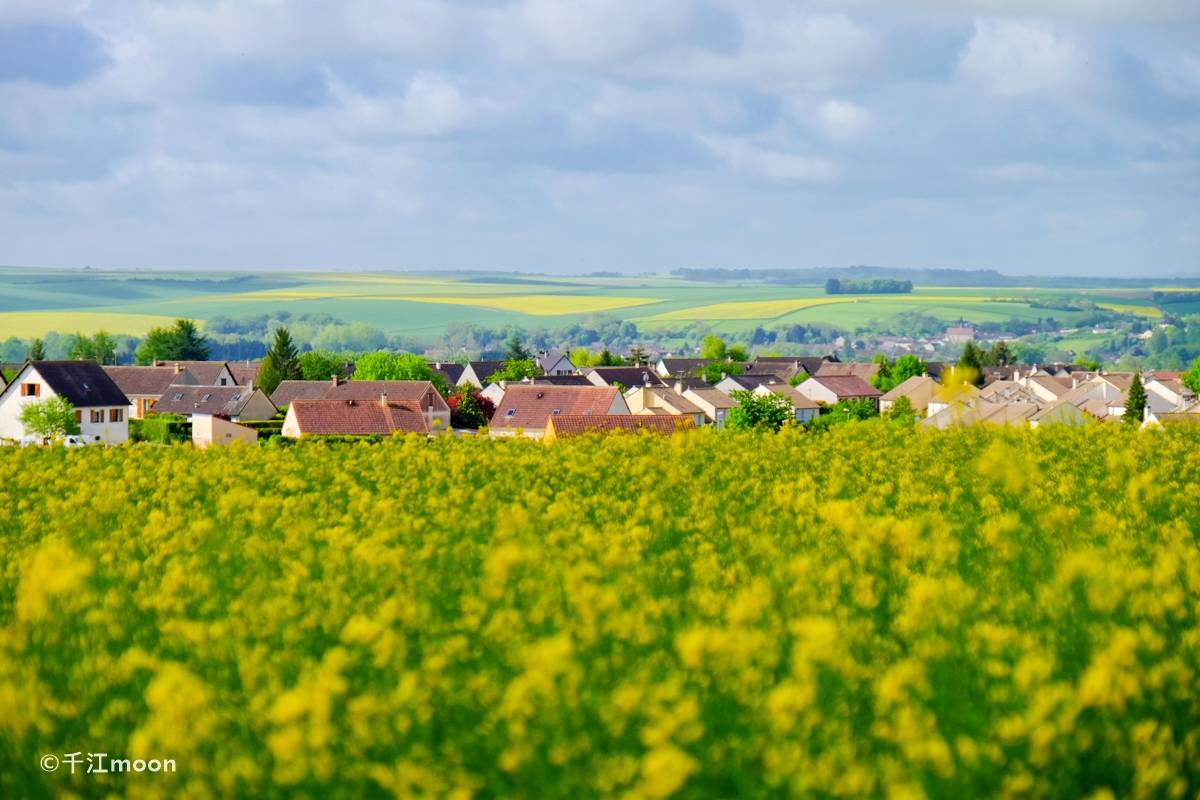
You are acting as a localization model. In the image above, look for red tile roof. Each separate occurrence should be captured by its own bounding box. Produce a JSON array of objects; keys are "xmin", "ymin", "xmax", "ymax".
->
[
  {"xmin": 491, "ymin": 385, "xmax": 623, "ymax": 430},
  {"xmin": 323, "ymin": 380, "xmax": 449, "ymax": 412},
  {"xmin": 547, "ymin": 414, "xmax": 694, "ymax": 438},
  {"xmin": 289, "ymin": 399, "xmax": 430, "ymax": 436}
]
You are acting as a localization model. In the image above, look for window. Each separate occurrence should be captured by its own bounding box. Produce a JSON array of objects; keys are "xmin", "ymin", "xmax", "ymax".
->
[
  {"xmin": 90, "ymin": 409, "xmax": 104, "ymax": 424},
  {"xmin": 201, "ymin": 393, "xmax": 211, "ymax": 402},
  {"xmin": 505, "ymin": 409, "xmax": 516, "ymax": 418},
  {"xmin": 74, "ymin": 410, "xmax": 82, "ymax": 424},
  {"xmin": 551, "ymin": 408, "xmax": 561, "ymax": 416},
  {"xmin": 109, "ymin": 408, "xmax": 123, "ymax": 423},
  {"xmin": 220, "ymin": 378, "xmax": 228, "ymax": 386},
  {"xmin": 173, "ymin": 393, "xmax": 183, "ymax": 401},
  {"xmin": 20, "ymin": 383, "xmax": 40, "ymax": 397},
  {"xmin": 231, "ymin": 393, "xmax": 241, "ymax": 402}
]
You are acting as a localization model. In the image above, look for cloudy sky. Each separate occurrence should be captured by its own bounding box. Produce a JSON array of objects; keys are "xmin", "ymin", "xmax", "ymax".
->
[{"xmin": 1, "ymin": 1, "xmax": 1197, "ymax": 276}]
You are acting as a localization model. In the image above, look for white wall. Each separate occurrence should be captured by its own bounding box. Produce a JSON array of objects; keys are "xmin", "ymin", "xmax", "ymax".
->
[{"xmin": 0, "ymin": 366, "xmax": 128, "ymax": 444}]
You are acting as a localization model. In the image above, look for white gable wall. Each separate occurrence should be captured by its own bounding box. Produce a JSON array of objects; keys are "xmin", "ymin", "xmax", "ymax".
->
[{"xmin": 0, "ymin": 365, "xmax": 128, "ymax": 444}]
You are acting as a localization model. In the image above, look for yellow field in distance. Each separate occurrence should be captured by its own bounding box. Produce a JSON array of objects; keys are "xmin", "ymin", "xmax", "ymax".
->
[
  {"xmin": 396, "ymin": 295, "xmax": 662, "ymax": 316},
  {"xmin": 647, "ymin": 295, "xmax": 999, "ymax": 321},
  {"xmin": 0, "ymin": 311, "xmax": 183, "ymax": 338},
  {"xmin": 1095, "ymin": 302, "xmax": 1163, "ymax": 318}
]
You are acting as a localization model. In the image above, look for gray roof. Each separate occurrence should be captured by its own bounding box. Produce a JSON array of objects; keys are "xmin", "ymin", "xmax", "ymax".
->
[{"xmin": 24, "ymin": 361, "xmax": 129, "ymax": 408}]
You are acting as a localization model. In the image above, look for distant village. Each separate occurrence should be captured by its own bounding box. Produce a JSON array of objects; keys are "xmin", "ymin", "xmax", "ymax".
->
[{"xmin": 1, "ymin": 326, "xmax": 1198, "ymax": 448}]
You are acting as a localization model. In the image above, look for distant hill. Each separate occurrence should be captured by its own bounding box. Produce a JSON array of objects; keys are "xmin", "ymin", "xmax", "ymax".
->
[{"xmin": 671, "ymin": 266, "xmax": 1200, "ymax": 288}]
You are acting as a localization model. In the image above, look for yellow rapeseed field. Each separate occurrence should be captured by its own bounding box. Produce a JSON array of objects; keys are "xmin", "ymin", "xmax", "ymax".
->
[
  {"xmin": 0, "ymin": 312, "xmax": 183, "ymax": 339},
  {"xmin": 1, "ymin": 424, "xmax": 1198, "ymax": 798}
]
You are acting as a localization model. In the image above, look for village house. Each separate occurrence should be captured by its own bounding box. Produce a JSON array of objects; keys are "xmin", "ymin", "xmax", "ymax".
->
[
  {"xmin": 103, "ymin": 365, "xmax": 180, "ymax": 419},
  {"xmin": 815, "ymin": 361, "xmax": 881, "ymax": 383},
  {"xmin": 624, "ymin": 385, "xmax": 707, "ymax": 427},
  {"xmin": 428, "ymin": 362, "xmax": 465, "ymax": 388},
  {"xmin": 270, "ymin": 378, "xmax": 343, "ymax": 408},
  {"xmin": 1144, "ymin": 378, "xmax": 1196, "ymax": 416},
  {"xmin": 580, "ymin": 366, "xmax": 666, "ymax": 389},
  {"xmin": 752, "ymin": 383, "xmax": 820, "ymax": 424},
  {"xmin": 192, "ymin": 414, "xmax": 259, "ymax": 448},
  {"xmin": 457, "ymin": 361, "xmax": 508, "ymax": 389},
  {"xmin": 748, "ymin": 355, "xmax": 836, "ymax": 383},
  {"xmin": 712, "ymin": 373, "xmax": 789, "ymax": 395},
  {"xmin": 479, "ymin": 376, "xmax": 593, "ymax": 406},
  {"xmin": 654, "ymin": 357, "xmax": 720, "ymax": 378},
  {"xmin": 153, "ymin": 360, "xmax": 238, "ymax": 386},
  {"xmin": 323, "ymin": 380, "xmax": 451, "ymax": 430},
  {"xmin": 879, "ymin": 375, "xmax": 938, "ymax": 416},
  {"xmin": 921, "ymin": 399, "xmax": 1040, "ymax": 429},
  {"xmin": 537, "ymin": 351, "xmax": 576, "ymax": 376},
  {"xmin": 489, "ymin": 385, "xmax": 629, "ymax": 439},
  {"xmin": 282, "ymin": 397, "xmax": 435, "ymax": 439},
  {"xmin": 795, "ymin": 375, "xmax": 882, "ymax": 408},
  {"xmin": 0, "ymin": 361, "xmax": 130, "ymax": 445},
  {"xmin": 543, "ymin": 414, "xmax": 694, "ymax": 443},
  {"xmin": 678, "ymin": 385, "xmax": 738, "ymax": 429},
  {"xmin": 151, "ymin": 386, "xmax": 278, "ymax": 422}
]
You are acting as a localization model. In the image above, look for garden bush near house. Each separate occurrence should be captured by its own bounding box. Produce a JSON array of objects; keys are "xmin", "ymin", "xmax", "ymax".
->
[
  {"xmin": 1, "ymin": 424, "xmax": 1198, "ymax": 798},
  {"xmin": 130, "ymin": 413, "xmax": 190, "ymax": 444}
]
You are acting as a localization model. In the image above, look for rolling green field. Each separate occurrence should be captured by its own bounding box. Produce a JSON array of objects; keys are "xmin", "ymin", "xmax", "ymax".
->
[{"xmin": 0, "ymin": 266, "xmax": 1175, "ymax": 342}]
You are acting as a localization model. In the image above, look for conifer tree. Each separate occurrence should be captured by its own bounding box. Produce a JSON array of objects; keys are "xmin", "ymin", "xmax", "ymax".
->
[{"xmin": 1124, "ymin": 372, "xmax": 1147, "ymax": 425}]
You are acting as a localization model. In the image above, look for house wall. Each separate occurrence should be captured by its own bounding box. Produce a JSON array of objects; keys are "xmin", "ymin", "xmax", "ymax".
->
[
  {"xmin": 795, "ymin": 381, "xmax": 837, "ymax": 405},
  {"xmin": 235, "ymin": 391, "xmax": 279, "ymax": 422},
  {"xmin": 193, "ymin": 414, "xmax": 258, "ymax": 448},
  {"xmin": 281, "ymin": 406, "xmax": 302, "ymax": 439},
  {"xmin": 0, "ymin": 366, "xmax": 128, "ymax": 444}
]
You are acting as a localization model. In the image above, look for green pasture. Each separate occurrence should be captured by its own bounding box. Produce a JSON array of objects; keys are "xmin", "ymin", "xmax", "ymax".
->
[{"xmin": 0, "ymin": 266, "xmax": 1173, "ymax": 341}]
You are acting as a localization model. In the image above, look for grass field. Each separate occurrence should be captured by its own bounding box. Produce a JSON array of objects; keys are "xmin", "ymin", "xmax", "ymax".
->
[
  {"xmin": 1, "ymin": 424, "xmax": 1198, "ymax": 798},
  {"xmin": 0, "ymin": 266, "xmax": 1183, "ymax": 341}
]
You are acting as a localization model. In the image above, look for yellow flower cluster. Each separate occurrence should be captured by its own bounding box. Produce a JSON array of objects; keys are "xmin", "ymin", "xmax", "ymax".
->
[{"xmin": 1, "ymin": 424, "xmax": 1198, "ymax": 798}]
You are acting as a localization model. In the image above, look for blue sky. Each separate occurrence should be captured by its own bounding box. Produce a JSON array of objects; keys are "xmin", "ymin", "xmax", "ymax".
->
[{"xmin": 0, "ymin": 1, "xmax": 1197, "ymax": 276}]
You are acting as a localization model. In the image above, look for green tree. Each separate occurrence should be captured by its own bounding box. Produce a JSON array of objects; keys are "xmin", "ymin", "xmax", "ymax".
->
[
  {"xmin": 727, "ymin": 344, "xmax": 749, "ymax": 363},
  {"xmin": 28, "ymin": 338, "xmax": 46, "ymax": 360},
  {"xmin": 448, "ymin": 386, "xmax": 495, "ymax": 429},
  {"xmin": 19, "ymin": 396, "xmax": 81, "ymax": 440},
  {"xmin": 870, "ymin": 354, "xmax": 893, "ymax": 391},
  {"xmin": 1124, "ymin": 372, "xmax": 1147, "ymax": 425},
  {"xmin": 725, "ymin": 390, "xmax": 793, "ymax": 432},
  {"xmin": 354, "ymin": 353, "xmax": 445, "ymax": 391},
  {"xmin": 808, "ymin": 399, "xmax": 880, "ymax": 431},
  {"xmin": 988, "ymin": 340, "xmax": 1014, "ymax": 367},
  {"xmin": 886, "ymin": 395, "xmax": 919, "ymax": 426},
  {"xmin": 298, "ymin": 351, "xmax": 349, "ymax": 382},
  {"xmin": 485, "ymin": 359, "xmax": 540, "ymax": 383},
  {"xmin": 700, "ymin": 335, "xmax": 727, "ymax": 360},
  {"xmin": 134, "ymin": 319, "xmax": 210, "ymax": 364},
  {"xmin": 627, "ymin": 345, "xmax": 649, "ymax": 366},
  {"xmin": 595, "ymin": 349, "xmax": 624, "ymax": 367},
  {"xmin": 568, "ymin": 347, "xmax": 593, "ymax": 368},
  {"xmin": 1150, "ymin": 329, "xmax": 1169, "ymax": 354},
  {"xmin": 68, "ymin": 331, "xmax": 118, "ymax": 364},
  {"xmin": 1182, "ymin": 356, "xmax": 1200, "ymax": 395},
  {"xmin": 504, "ymin": 336, "xmax": 532, "ymax": 362},
  {"xmin": 958, "ymin": 341, "xmax": 985, "ymax": 386},
  {"xmin": 258, "ymin": 327, "xmax": 302, "ymax": 395},
  {"xmin": 1011, "ymin": 342, "xmax": 1046, "ymax": 365},
  {"xmin": 698, "ymin": 360, "xmax": 743, "ymax": 384}
]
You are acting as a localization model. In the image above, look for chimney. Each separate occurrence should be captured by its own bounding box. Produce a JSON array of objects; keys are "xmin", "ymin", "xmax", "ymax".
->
[
  {"xmin": 720, "ymin": 372, "xmax": 727, "ymax": 381},
  {"xmin": 174, "ymin": 363, "xmax": 182, "ymax": 375},
  {"xmin": 644, "ymin": 374, "xmax": 651, "ymax": 387},
  {"xmin": 381, "ymin": 391, "xmax": 389, "ymax": 407},
  {"xmin": 331, "ymin": 374, "xmax": 342, "ymax": 386}
]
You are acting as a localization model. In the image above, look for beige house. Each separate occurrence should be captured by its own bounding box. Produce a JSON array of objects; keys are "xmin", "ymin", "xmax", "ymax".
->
[
  {"xmin": 152, "ymin": 386, "xmax": 278, "ymax": 422},
  {"xmin": 624, "ymin": 386, "xmax": 706, "ymax": 427},
  {"xmin": 879, "ymin": 375, "xmax": 937, "ymax": 416},
  {"xmin": 192, "ymin": 414, "xmax": 259, "ymax": 448},
  {"xmin": 490, "ymin": 385, "xmax": 629, "ymax": 439},
  {"xmin": 679, "ymin": 386, "xmax": 738, "ymax": 429}
]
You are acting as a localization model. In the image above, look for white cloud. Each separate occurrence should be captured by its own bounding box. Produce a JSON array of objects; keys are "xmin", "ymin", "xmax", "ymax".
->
[
  {"xmin": 808, "ymin": 0, "xmax": 1200, "ymax": 23},
  {"xmin": 506, "ymin": 0, "xmax": 695, "ymax": 63},
  {"xmin": 815, "ymin": 99, "xmax": 872, "ymax": 139},
  {"xmin": 957, "ymin": 21, "xmax": 1094, "ymax": 98},
  {"xmin": 701, "ymin": 135, "xmax": 838, "ymax": 183},
  {"xmin": 324, "ymin": 72, "xmax": 472, "ymax": 138}
]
